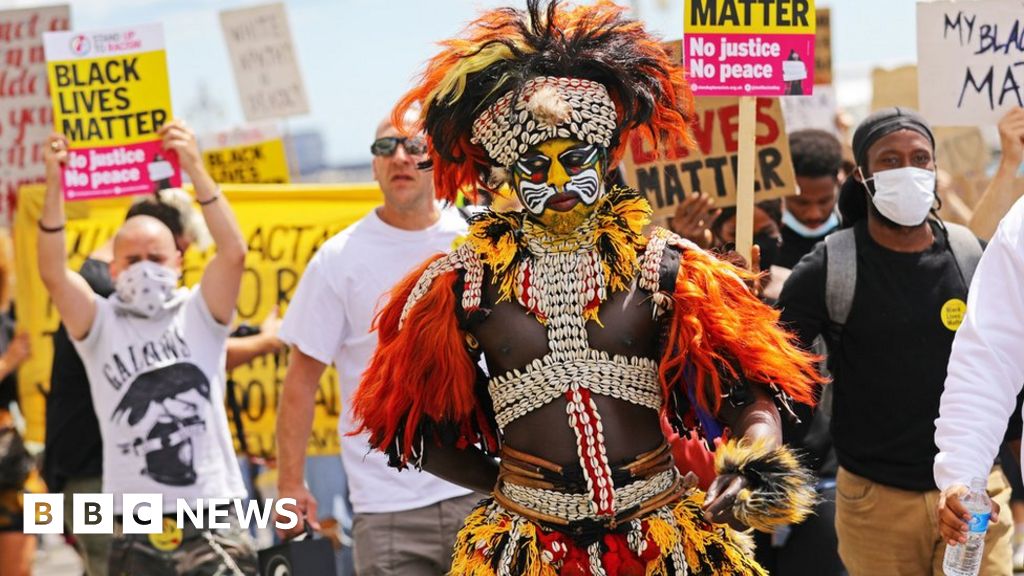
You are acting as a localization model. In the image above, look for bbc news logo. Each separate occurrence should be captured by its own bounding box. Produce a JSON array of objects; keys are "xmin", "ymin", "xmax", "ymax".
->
[{"xmin": 23, "ymin": 494, "xmax": 299, "ymax": 534}]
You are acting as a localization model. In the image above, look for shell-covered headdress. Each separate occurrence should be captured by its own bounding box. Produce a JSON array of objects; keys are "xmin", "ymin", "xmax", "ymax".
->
[{"xmin": 394, "ymin": 0, "xmax": 696, "ymax": 202}]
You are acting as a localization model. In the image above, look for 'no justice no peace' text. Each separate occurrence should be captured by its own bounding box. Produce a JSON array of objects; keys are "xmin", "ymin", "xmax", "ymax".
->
[{"xmin": 688, "ymin": 37, "xmax": 783, "ymax": 82}]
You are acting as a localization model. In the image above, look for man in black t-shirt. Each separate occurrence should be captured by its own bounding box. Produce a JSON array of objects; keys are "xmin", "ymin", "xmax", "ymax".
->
[{"xmin": 778, "ymin": 108, "xmax": 1013, "ymax": 575}]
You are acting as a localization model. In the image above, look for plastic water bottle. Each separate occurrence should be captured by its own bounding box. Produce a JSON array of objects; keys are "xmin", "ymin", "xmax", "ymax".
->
[{"xmin": 943, "ymin": 477, "xmax": 991, "ymax": 576}]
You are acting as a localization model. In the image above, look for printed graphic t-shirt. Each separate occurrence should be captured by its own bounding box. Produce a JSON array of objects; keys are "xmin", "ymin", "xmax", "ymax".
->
[
  {"xmin": 73, "ymin": 287, "xmax": 246, "ymax": 513},
  {"xmin": 279, "ymin": 207, "xmax": 471, "ymax": 514}
]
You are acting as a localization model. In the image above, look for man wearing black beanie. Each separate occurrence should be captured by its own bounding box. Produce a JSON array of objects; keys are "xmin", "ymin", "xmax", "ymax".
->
[{"xmin": 777, "ymin": 107, "xmax": 1013, "ymax": 575}]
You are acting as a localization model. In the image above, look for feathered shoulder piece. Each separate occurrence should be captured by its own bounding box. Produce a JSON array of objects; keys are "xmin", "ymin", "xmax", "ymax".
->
[
  {"xmin": 639, "ymin": 228, "xmax": 823, "ymax": 425},
  {"xmin": 394, "ymin": 0, "xmax": 696, "ymax": 202}
]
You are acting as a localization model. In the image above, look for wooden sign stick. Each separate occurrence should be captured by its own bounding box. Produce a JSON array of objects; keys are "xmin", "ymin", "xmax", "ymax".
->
[{"xmin": 735, "ymin": 95, "xmax": 758, "ymax": 268}]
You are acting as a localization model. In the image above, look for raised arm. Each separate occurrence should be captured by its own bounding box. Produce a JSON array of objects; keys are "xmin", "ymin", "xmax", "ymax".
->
[
  {"xmin": 160, "ymin": 120, "xmax": 247, "ymax": 325},
  {"xmin": 38, "ymin": 134, "xmax": 97, "ymax": 341},
  {"xmin": 969, "ymin": 107, "xmax": 1024, "ymax": 240}
]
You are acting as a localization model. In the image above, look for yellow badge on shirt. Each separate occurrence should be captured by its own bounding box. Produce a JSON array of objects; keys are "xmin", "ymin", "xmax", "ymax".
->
[
  {"xmin": 148, "ymin": 517, "xmax": 183, "ymax": 551},
  {"xmin": 941, "ymin": 298, "xmax": 967, "ymax": 332}
]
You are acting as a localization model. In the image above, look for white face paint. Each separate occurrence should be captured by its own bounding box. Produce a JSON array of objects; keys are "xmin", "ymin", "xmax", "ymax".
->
[
  {"xmin": 518, "ymin": 179, "xmax": 558, "ymax": 215},
  {"xmin": 513, "ymin": 140, "xmax": 605, "ymax": 216},
  {"xmin": 564, "ymin": 166, "xmax": 601, "ymax": 205}
]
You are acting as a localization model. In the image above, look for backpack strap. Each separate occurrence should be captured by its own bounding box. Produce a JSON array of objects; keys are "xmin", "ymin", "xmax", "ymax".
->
[
  {"xmin": 943, "ymin": 222, "xmax": 984, "ymax": 286},
  {"xmin": 824, "ymin": 228, "xmax": 857, "ymax": 327}
]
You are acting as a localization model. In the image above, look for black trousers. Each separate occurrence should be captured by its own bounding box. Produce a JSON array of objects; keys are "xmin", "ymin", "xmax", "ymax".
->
[{"xmin": 754, "ymin": 484, "xmax": 846, "ymax": 576}]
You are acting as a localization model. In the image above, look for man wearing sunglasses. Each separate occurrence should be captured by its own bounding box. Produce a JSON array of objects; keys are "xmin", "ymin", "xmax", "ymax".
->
[{"xmin": 275, "ymin": 112, "xmax": 476, "ymax": 575}]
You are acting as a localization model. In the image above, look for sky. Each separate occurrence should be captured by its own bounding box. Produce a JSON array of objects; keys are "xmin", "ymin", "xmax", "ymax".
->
[{"xmin": 6, "ymin": 0, "xmax": 920, "ymax": 166}]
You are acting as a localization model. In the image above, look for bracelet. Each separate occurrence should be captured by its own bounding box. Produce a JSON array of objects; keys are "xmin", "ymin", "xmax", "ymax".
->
[
  {"xmin": 198, "ymin": 195, "xmax": 220, "ymax": 206},
  {"xmin": 38, "ymin": 220, "xmax": 65, "ymax": 233}
]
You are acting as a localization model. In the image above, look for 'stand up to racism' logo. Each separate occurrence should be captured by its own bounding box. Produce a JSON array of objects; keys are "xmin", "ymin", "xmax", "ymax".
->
[{"xmin": 70, "ymin": 34, "xmax": 91, "ymax": 56}]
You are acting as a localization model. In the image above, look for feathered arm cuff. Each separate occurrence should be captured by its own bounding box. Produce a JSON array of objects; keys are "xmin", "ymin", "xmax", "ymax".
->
[
  {"xmin": 351, "ymin": 255, "xmax": 498, "ymax": 469},
  {"xmin": 714, "ymin": 438, "xmax": 817, "ymax": 532}
]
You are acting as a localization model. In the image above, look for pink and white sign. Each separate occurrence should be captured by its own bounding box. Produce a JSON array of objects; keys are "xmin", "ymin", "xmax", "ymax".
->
[
  {"xmin": 684, "ymin": 0, "xmax": 816, "ymax": 97},
  {"xmin": 44, "ymin": 23, "xmax": 179, "ymax": 200}
]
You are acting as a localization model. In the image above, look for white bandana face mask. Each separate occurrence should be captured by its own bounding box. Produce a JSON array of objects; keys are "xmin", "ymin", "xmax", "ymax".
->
[
  {"xmin": 860, "ymin": 166, "xmax": 936, "ymax": 227},
  {"xmin": 113, "ymin": 260, "xmax": 184, "ymax": 318}
]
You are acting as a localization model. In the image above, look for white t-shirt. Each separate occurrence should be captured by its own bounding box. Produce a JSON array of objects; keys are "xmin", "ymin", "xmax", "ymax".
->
[
  {"xmin": 73, "ymin": 287, "xmax": 246, "ymax": 513},
  {"xmin": 279, "ymin": 207, "xmax": 471, "ymax": 514}
]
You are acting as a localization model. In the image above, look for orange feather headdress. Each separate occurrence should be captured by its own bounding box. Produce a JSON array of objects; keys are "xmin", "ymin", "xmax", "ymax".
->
[{"xmin": 394, "ymin": 0, "xmax": 696, "ymax": 202}]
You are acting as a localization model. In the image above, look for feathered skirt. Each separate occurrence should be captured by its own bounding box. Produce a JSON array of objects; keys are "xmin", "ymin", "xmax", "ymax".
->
[{"xmin": 449, "ymin": 444, "xmax": 766, "ymax": 576}]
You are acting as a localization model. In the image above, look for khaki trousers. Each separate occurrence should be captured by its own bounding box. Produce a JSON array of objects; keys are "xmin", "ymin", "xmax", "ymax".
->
[
  {"xmin": 352, "ymin": 494, "xmax": 478, "ymax": 576},
  {"xmin": 835, "ymin": 466, "xmax": 1012, "ymax": 576}
]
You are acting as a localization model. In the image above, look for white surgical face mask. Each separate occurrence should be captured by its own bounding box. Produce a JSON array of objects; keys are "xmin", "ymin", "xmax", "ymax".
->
[
  {"xmin": 114, "ymin": 260, "xmax": 183, "ymax": 318},
  {"xmin": 782, "ymin": 207, "xmax": 839, "ymax": 239},
  {"xmin": 860, "ymin": 166, "xmax": 936, "ymax": 227}
]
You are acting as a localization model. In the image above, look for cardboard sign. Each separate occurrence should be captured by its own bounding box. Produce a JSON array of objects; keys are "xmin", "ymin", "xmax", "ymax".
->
[
  {"xmin": 780, "ymin": 85, "xmax": 838, "ymax": 135},
  {"xmin": 934, "ymin": 126, "xmax": 989, "ymax": 182},
  {"xmin": 620, "ymin": 96, "xmax": 795, "ymax": 222},
  {"xmin": 14, "ymin": 183, "xmax": 384, "ymax": 453},
  {"xmin": 0, "ymin": 5, "xmax": 70, "ymax": 224},
  {"xmin": 202, "ymin": 126, "xmax": 290, "ymax": 184},
  {"xmin": 917, "ymin": 0, "xmax": 1024, "ymax": 126},
  {"xmin": 220, "ymin": 3, "xmax": 309, "ymax": 122},
  {"xmin": 869, "ymin": 64, "xmax": 989, "ymax": 185},
  {"xmin": 814, "ymin": 8, "xmax": 832, "ymax": 85},
  {"xmin": 871, "ymin": 64, "xmax": 919, "ymax": 111},
  {"xmin": 44, "ymin": 23, "xmax": 179, "ymax": 201},
  {"xmin": 684, "ymin": 0, "xmax": 816, "ymax": 96}
]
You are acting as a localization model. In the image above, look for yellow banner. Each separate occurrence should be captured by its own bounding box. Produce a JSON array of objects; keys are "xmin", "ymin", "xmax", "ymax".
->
[
  {"xmin": 202, "ymin": 139, "xmax": 290, "ymax": 184},
  {"xmin": 48, "ymin": 49, "xmax": 172, "ymax": 147},
  {"xmin": 686, "ymin": 0, "xmax": 816, "ymax": 34},
  {"xmin": 14, "ymin": 183, "xmax": 382, "ymax": 458}
]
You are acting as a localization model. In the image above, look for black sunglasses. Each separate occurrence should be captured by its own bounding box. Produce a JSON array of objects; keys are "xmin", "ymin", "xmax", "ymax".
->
[{"xmin": 370, "ymin": 136, "xmax": 428, "ymax": 157}]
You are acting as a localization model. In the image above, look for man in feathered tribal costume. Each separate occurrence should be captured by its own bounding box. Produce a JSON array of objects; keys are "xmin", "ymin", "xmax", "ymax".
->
[{"xmin": 352, "ymin": 2, "xmax": 825, "ymax": 574}]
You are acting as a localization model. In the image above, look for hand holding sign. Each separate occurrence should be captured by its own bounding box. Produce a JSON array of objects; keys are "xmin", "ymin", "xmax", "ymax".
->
[
  {"xmin": 159, "ymin": 120, "xmax": 202, "ymax": 176},
  {"xmin": 44, "ymin": 134, "xmax": 70, "ymax": 182},
  {"xmin": 670, "ymin": 192, "xmax": 721, "ymax": 248},
  {"xmin": 997, "ymin": 107, "xmax": 1024, "ymax": 171}
]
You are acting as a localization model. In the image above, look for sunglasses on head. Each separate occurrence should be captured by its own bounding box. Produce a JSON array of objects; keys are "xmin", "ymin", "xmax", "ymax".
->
[{"xmin": 370, "ymin": 136, "xmax": 428, "ymax": 157}]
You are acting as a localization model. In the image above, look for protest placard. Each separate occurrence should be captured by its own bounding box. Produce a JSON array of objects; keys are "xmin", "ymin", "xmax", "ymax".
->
[
  {"xmin": 684, "ymin": 0, "xmax": 816, "ymax": 96},
  {"xmin": 780, "ymin": 84, "xmax": 838, "ymax": 135},
  {"xmin": 0, "ymin": 5, "xmax": 70, "ymax": 224},
  {"xmin": 814, "ymin": 7, "xmax": 832, "ymax": 85},
  {"xmin": 871, "ymin": 64, "xmax": 919, "ymax": 111},
  {"xmin": 870, "ymin": 64, "xmax": 989, "ymax": 187},
  {"xmin": 44, "ymin": 23, "xmax": 179, "ymax": 201},
  {"xmin": 14, "ymin": 183, "xmax": 382, "ymax": 452},
  {"xmin": 917, "ymin": 0, "xmax": 1024, "ymax": 126},
  {"xmin": 220, "ymin": 3, "xmax": 309, "ymax": 122},
  {"xmin": 620, "ymin": 96, "xmax": 795, "ymax": 223},
  {"xmin": 202, "ymin": 125, "xmax": 290, "ymax": 184}
]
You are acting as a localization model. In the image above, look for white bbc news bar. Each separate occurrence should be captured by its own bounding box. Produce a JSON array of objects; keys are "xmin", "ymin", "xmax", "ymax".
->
[{"xmin": 22, "ymin": 494, "xmax": 298, "ymax": 534}]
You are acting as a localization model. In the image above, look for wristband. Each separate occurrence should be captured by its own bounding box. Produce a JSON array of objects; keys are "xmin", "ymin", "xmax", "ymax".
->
[
  {"xmin": 38, "ymin": 220, "xmax": 66, "ymax": 233},
  {"xmin": 198, "ymin": 195, "xmax": 220, "ymax": 206}
]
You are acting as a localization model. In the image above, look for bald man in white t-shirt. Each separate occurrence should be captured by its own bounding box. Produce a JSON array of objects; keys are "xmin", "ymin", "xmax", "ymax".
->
[{"xmin": 276, "ymin": 114, "xmax": 476, "ymax": 576}]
